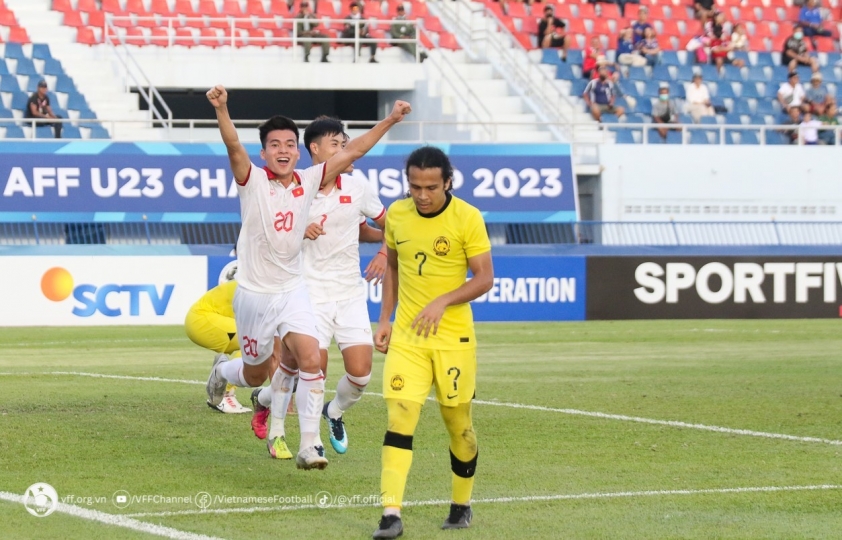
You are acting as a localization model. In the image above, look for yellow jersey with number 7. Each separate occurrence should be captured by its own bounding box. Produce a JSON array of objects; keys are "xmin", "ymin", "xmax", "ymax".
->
[{"xmin": 385, "ymin": 194, "xmax": 491, "ymax": 350}]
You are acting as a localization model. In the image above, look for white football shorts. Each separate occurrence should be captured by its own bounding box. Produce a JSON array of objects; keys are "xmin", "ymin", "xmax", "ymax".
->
[{"xmin": 313, "ymin": 292, "xmax": 373, "ymax": 351}]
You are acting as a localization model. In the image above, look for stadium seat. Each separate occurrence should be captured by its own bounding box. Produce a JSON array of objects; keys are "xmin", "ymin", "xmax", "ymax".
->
[
  {"xmin": 652, "ymin": 65, "xmax": 672, "ymax": 81},
  {"xmin": 720, "ymin": 65, "xmax": 743, "ymax": 81},
  {"xmin": 741, "ymin": 82, "xmax": 761, "ymax": 99},
  {"xmin": 0, "ymin": 60, "xmax": 8, "ymax": 75},
  {"xmin": 601, "ymin": 113, "xmax": 620, "ymax": 123},
  {"xmin": 10, "ymin": 91, "xmax": 28, "ymax": 110},
  {"xmin": 726, "ymin": 129, "xmax": 760, "ymax": 144},
  {"xmin": 764, "ymin": 130, "xmax": 789, "ymax": 144},
  {"xmin": 716, "ymin": 83, "xmax": 735, "ymax": 99},
  {"xmin": 438, "ymin": 32, "xmax": 460, "ymax": 51},
  {"xmin": 52, "ymin": 0, "xmax": 73, "ymax": 13},
  {"xmin": 556, "ymin": 63, "xmax": 574, "ymax": 80},
  {"xmin": 724, "ymin": 113, "xmax": 744, "ymax": 125},
  {"xmin": 628, "ymin": 66, "xmax": 648, "ymax": 81},
  {"xmin": 77, "ymin": 27, "xmax": 99, "ymax": 45},
  {"xmin": 87, "ymin": 125, "xmax": 110, "ymax": 139},
  {"xmin": 3, "ymin": 125, "xmax": 25, "ymax": 138},
  {"xmin": 62, "ymin": 124, "xmax": 82, "ymax": 139},
  {"xmin": 0, "ymin": 76, "xmax": 20, "ymax": 92},
  {"xmin": 2, "ymin": 42, "xmax": 24, "ymax": 59},
  {"xmin": 66, "ymin": 92, "xmax": 89, "ymax": 111},
  {"xmin": 34, "ymin": 125, "xmax": 54, "ymax": 139},
  {"xmin": 689, "ymin": 129, "xmax": 717, "ymax": 144},
  {"xmin": 613, "ymin": 128, "xmax": 637, "ymax": 144},
  {"xmin": 62, "ymin": 10, "xmax": 85, "ymax": 28}
]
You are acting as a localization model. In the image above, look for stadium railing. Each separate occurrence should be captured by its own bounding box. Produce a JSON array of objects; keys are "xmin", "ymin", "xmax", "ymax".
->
[
  {"xmin": 4, "ymin": 221, "xmax": 842, "ymax": 246},
  {"xmin": 1, "ymin": 118, "xmax": 839, "ymax": 144}
]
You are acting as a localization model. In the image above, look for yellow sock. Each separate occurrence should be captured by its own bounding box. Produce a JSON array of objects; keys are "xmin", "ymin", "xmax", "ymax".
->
[
  {"xmin": 381, "ymin": 444, "xmax": 413, "ymax": 509},
  {"xmin": 442, "ymin": 403, "xmax": 478, "ymax": 505},
  {"xmin": 224, "ymin": 383, "xmax": 236, "ymax": 394}
]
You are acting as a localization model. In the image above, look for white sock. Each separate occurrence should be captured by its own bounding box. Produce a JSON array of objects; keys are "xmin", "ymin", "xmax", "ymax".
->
[
  {"xmin": 218, "ymin": 357, "xmax": 249, "ymax": 388},
  {"xmin": 296, "ymin": 370, "xmax": 325, "ymax": 451},
  {"xmin": 329, "ymin": 372, "xmax": 370, "ymax": 418},
  {"xmin": 383, "ymin": 507, "xmax": 400, "ymax": 517},
  {"xmin": 257, "ymin": 385, "xmax": 271, "ymax": 408},
  {"xmin": 268, "ymin": 366, "xmax": 297, "ymax": 440}
]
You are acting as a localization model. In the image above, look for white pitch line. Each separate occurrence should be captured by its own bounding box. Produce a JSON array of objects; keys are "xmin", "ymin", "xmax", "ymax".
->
[
  {"xmin": 0, "ymin": 491, "xmax": 226, "ymax": 540},
  {"xmin": 4, "ymin": 371, "xmax": 842, "ymax": 447},
  {"xmin": 124, "ymin": 484, "xmax": 842, "ymax": 518}
]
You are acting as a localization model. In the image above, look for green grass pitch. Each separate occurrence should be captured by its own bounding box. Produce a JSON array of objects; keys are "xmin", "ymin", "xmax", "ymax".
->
[{"xmin": 1, "ymin": 320, "xmax": 841, "ymax": 539}]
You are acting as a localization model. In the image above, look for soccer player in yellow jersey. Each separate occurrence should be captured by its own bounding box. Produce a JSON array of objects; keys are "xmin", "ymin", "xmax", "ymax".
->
[
  {"xmin": 184, "ymin": 275, "xmax": 250, "ymax": 413},
  {"xmin": 372, "ymin": 146, "xmax": 494, "ymax": 539}
]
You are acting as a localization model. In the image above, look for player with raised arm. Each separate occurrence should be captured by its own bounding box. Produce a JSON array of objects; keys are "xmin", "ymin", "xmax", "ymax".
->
[
  {"xmin": 204, "ymin": 85, "xmax": 410, "ymax": 470},
  {"xmin": 371, "ymin": 146, "xmax": 494, "ymax": 538},
  {"xmin": 250, "ymin": 117, "xmax": 388, "ymax": 460}
]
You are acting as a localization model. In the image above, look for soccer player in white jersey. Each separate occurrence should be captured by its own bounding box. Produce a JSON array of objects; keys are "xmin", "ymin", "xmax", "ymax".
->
[
  {"xmin": 249, "ymin": 117, "xmax": 388, "ymax": 460},
  {"xmin": 204, "ymin": 85, "xmax": 410, "ymax": 470}
]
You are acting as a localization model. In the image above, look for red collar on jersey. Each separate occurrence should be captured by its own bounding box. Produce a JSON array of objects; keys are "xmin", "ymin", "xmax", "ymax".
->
[
  {"xmin": 335, "ymin": 175, "xmax": 343, "ymax": 189},
  {"xmin": 262, "ymin": 166, "xmax": 301, "ymax": 185}
]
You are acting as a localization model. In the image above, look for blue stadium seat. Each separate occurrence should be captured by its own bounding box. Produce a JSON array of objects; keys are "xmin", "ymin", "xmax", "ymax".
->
[
  {"xmin": 669, "ymin": 81, "xmax": 686, "ymax": 99},
  {"xmin": 62, "ymin": 125, "xmax": 82, "ymax": 139},
  {"xmin": 35, "ymin": 125, "xmax": 54, "ymax": 139},
  {"xmin": 25, "ymin": 78, "xmax": 42, "ymax": 92},
  {"xmin": 699, "ymin": 116, "xmax": 718, "ymax": 125},
  {"xmin": 699, "ymin": 64, "xmax": 718, "ymax": 81},
  {"xmin": 770, "ymin": 66, "xmax": 790, "ymax": 83},
  {"xmin": 0, "ymin": 76, "xmax": 20, "ymax": 92},
  {"xmin": 570, "ymin": 79, "xmax": 587, "ymax": 98},
  {"xmin": 720, "ymin": 65, "xmax": 743, "ymax": 81},
  {"xmin": 601, "ymin": 113, "xmax": 620, "ymax": 123},
  {"xmin": 733, "ymin": 99, "xmax": 753, "ymax": 115},
  {"xmin": 731, "ymin": 51, "xmax": 749, "ymax": 66},
  {"xmin": 740, "ymin": 82, "xmax": 761, "ymax": 99},
  {"xmin": 12, "ymin": 58, "xmax": 38, "ymax": 76},
  {"xmin": 689, "ymin": 130, "xmax": 716, "ymax": 144},
  {"xmin": 66, "ymin": 93, "xmax": 89, "ymax": 111},
  {"xmin": 76, "ymin": 108, "xmax": 99, "ymax": 128},
  {"xmin": 664, "ymin": 130, "xmax": 683, "ymax": 144},
  {"xmin": 0, "ymin": 106, "xmax": 13, "ymax": 119},
  {"xmin": 555, "ymin": 63, "xmax": 574, "ymax": 80},
  {"xmin": 642, "ymin": 80, "xmax": 661, "ymax": 98},
  {"xmin": 675, "ymin": 64, "xmax": 695, "ymax": 81},
  {"xmin": 626, "ymin": 113, "xmax": 649, "ymax": 124},
  {"xmin": 31, "ymin": 44, "xmax": 53, "ymax": 60},
  {"xmin": 636, "ymin": 98, "xmax": 653, "ymax": 115},
  {"xmin": 724, "ymin": 113, "xmax": 743, "ymax": 125},
  {"xmin": 628, "ymin": 66, "xmax": 648, "ymax": 81},
  {"xmin": 755, "ymin": 100, "xmax": 776, "ymax": 115},
  {"xmin": 765, "ymin": 130, "xmax": 790, "ymax": 145},
  {"xmin": 677, "ymin": 113, "xmax": 693, "ymax": 124},
  {"xmin": 754, "ymin": 53, "xmax": 774, "ymax": 67},
  {"xmin": 567, "ymin": 50, "xmax": 584, "ymax": 65},
  {"xmin": 727, "ymin": 129, "xmax": 760, "ymax": 144},
  {"xmin": 88, "ymin": 125, "xmax": 110, "ymax": 139},
  {"xmin": 748, "ymin": 113, "xmax": 767, "ymax": 125},
  {"xmin": 661, "ymin": 51, "xmax": 680, "ymax": 66},
  {"xmin": 2, "ymin": 43, "xmax": 25, "ymax": 60},
  {"xmin": 820, "ymin": 66, "xmax": 840, "ymax": 82},
  {"xmin": 55, "ymin": 75, "xmax": 76, "ymax": 94},
  {"xmin": 716, "ymin": 83, "xmax": 735, "ymax": 99},
  {"xmin": 3, "ymin": 125, "xmax": 25, "ymax": 138},
  {"xmin": 746, "ymin": 66, "xmax": 768, "ymax": 82},
  {"xmin": 796, "ymin": 66, "xmax": 813, "ymax": 81},
  {"xmin": 652, "ymin": 65, "xmax": 672, "ymax": 81},
  {"xmin": 541, "ymin": 49, "xmax": 561, "ymax": 65},
  {"xmin": 42, "ymin": 58, "xmax": 64, "ymax": 76},
  {"xmin": 10, "ymin": 91, "xmax": 28, "ymax": 110},
  {"xmin": 0, "ymin": 59, "xmax": 8, "ymax": 76},
  {"xmin": 826, "ymin": 53, "xmax": 842, "ymax": 66},
  {"xmin": 612, "ymin": 128, "xmax": 638, "ymax": 144}
]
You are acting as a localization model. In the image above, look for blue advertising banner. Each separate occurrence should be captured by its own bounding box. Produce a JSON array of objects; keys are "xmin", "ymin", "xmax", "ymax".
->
[
  {"xmin": 206, "ymin": 254, "xmax": 586, "ymax": 322},
  {"xmin": 0, "ymin": 141, "xmax": 576, "ymax": 223}
]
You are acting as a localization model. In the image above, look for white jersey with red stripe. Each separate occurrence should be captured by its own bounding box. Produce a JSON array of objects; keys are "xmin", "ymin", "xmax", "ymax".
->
[
  {"xmin": 235, "ymin": 161, "xmax": 326, "ymax": 294},
  {"xmin": 303, "ymin": 174, "xmax": 385, "ymax": 303}
]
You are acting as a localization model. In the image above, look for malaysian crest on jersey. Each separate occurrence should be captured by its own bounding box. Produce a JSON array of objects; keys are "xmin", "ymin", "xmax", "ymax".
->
[
  {"xmin": 390, "ymin": 374, "xmax": 404, "ymax": 391},
  {"xmin": 433, "ymin": 236, "xmax": 451, "ymax": 256}
]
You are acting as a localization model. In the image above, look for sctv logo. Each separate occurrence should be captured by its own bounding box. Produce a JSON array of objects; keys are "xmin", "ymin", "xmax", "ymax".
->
[{"xmin": 40, "ymin": 267, "xmax": 174, "ymax": 317}]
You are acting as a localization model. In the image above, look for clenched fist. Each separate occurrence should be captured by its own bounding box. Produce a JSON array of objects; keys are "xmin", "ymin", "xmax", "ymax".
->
[
  {"xmin": 388, "ymin": 100, "xmax": 412, "ymax": 123},
  {"xmin": 206, "ymin": 85, "xmax": 228, "ymax": 108}
]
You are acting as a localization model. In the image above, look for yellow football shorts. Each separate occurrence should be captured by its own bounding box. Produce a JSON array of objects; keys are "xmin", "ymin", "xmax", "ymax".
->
[
  {"xmin": 184, "ymin": 309, "xmax": 239, "ymax": 356},
  {"xmin": 382, "ymin": 342, "xmax": 476, "ymax": 407}
]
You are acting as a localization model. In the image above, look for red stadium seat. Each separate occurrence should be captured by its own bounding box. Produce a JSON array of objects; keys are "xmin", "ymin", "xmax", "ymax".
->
[
  {"xmin": 136, "ymin": 13, "xmax": 159, "ymax": 28},
  {"xmin": 661, "ymin": 19, "xmax": 681, "ymax": 36},
  {"xmin": 246, "ymin": 0, "xmax": 267, "ymax": 16},
  {"xmin": 438, "ymin": 31, "xmax": 459, "ymax": 50},
  {"xmin": 222, "ymin": 0, "xmax": 243, "ymax": 16},
  {"xmin": 76, "ymin": 26, "xmax": 98, "ymax": 44},
  {"xmin": 150, "ymin": 0, "xmax": 172, "ymax": 14},
  {"xmin": 9, "ymin": 26, "xmax": 30, "ymax": 43},
  {"xmin": 756, "ymin": 8, "xmax": 778, "ymax": 23},
  {"xmin": 77, "ymin": 0, "xmax": 99, "ymax": 12},
  {"xmin": 769, "ymin": 33, "xmax": 786, "ymax": 52},
  {"xmin": 87, "ymin": 9, "xmax": 105, "ymax": 28},
  {"xmin": 625, "ymin": 4, "xmax": 640, "ymax": 20},
  {"xmin": 591, "ymin": 18, "xmax": 611, "ymax": 36},
  {"xmin": 101, "ymin": 0, "xmax": 120, "ymax": 12},
  {"xmin": 647, "ymin": 5, "xmax": 667, "ymax": 20},
  {"xmin": 149, "ymin": 27, "xmax": 172, "ymax": 45},
  {"xmin": 125, "ymin": 27, "xmax": 148, "ymax": 46},
  {"xmin": 522, "ymin": 15, "xmax": 538, "ymax": 35},
  {"xmin": 255, "ymin": 15, "xmax": 280, "ymax": 29},
  {"xmin": 815, "ymin": 39, "xmax": 838, "ymax": 53},
  {"xmin": 515, "ymin": 31, "xmax": 535, "ymax": 49},
  {"xmin": 423, "ymin": 16, "xmax": 443, "ymax": 33},
  {"xmin": 174, "ymin": 0, "xmax": 197, "ymax": 16},
  {"xmin": 199, "ymin": 27, "xmax": 222, "ymax": 46},
  {"xmin": 174, "ymin": 27, "xmax": 196, "ymax": 46},
  {"xmin": 53, "ymin": 0, "xmax": 73, "ymax": 13},
  {"xmin": 744, "ymin": 0, "xmax": 765, "ymax": 7},
  {"xmin": 553, "ymin": 4, "xmax": 573, "ymax": 20},
  {"xmin": 0, "ymin": 10, "xmax": 16, "ymax": 25},
  {"xmin": 247, "ymin": 28, "xmax": 269, "ymax": 46},
  {"xmin": 419, "ymin": 30, "xmax": 434, "ymax": 49},
  {"xmin": 63, "ymin": 10, "xmax": 85, "ymax": 27},
  {"xmin": 197, "ymin": 0, "xmax": 220, "ymax": 15},
  {"xmin": 125, "ymin": 0, "xmax": 145, "ymax": 13},
  {"xmin": 409, "ymin": 0, "xmax": 427, "ymax": 18},
  {"xmin": 269, "ymin": 0, "xmax": 291, "ymax": 16},
  {"xmin": 506, "ymin": 1, "xmax": 528, "ymax": 18},
  {"xmin": 111, "ymin": 11, "xmax": 135, "ymax": 28},
  {"xmin": 754, "ymin": 22, "xmax": 775, "ymax": 39}
]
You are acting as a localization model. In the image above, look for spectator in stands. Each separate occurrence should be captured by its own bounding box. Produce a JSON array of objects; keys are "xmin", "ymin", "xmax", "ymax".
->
[
  {"xmin": 617, "ymin": 27, "xmax": 646, "ymax": 67},
  {"xmin": 710, "ymin": 25, "xmax": 745, "ymax": 73},
  {"xmin": 538, "ymin": 5, "xmax": 556, "ymax": 48},
  {"xmin": 581, "ymin": 36, "xmax": 604, "ymax": 79},
  {"xmin": 781, "ymin": 106, "xmax": 802, "ymax": 144},
  {"xmin": 391, "ymin": 5, "xmax": 427, "ymax": 62},
  {"xmin": 799, "ymin": 110, "xmax": 822, "ymax": 144},
  {"xmin": 798, "ymin": 0, "xmax": 832, "ymax": 45},
  {"xmin": 635, "ymin": 27, "xmax": 660, "ymax": 66},
  {"xmin": 296, "ymin": 1, "xmax": 330, "ymax": 62},
  {"xmin": 805, "ymin": 72, "xmax": 835, "ymax": 112},
  {"xmin": 782, "ymin": 25, "xmax": 819, "ymax": 73},
  {"xmin": 583, "ymin": 65, "xmax": 624, "ymax": 122},
  {"xmin": 542, "ymin": 19, "xmax": 569, "ymax": 62},
  {"xmin": 694, "ymin": 0, "xmax": 715, "ymax": 23},
  {"xmin": 611, "ymin": 69, "xmax": 637, "ymax": 111},
  {"xmin": 341, "ymin": 2, "xmax": 377, "ymax": 63},
  {"xmin": 685, "ymin": 73, "xmax": 714, "ymax": 123},
  {"xmin": 632, "ymin": 8, "xmax": 652, "ymax": 45},
  {"xmin": 652, "ymin": 83, "xmax": 678, "ymax": 139},
  {"xmin": 778, "ymin": 71, "xmax": 806, "ymax": 111},
  {"xmin": 817, "ymin": 102, "xmax": 838, "ymax": 145},
  {"xmin": 25, "ymin": 80, "xmax": 62, "ymax": 139},
  {"xmin": 730, "ymin": 23, "xmax": 749, "ymax": 52}
]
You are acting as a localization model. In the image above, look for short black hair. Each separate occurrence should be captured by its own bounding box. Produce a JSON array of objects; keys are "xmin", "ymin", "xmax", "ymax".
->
[
  {"xmin": 405, "ymin": 146, "xmax": 454, "ymax": 192},
  {"xmin": 258, "ymin": 115, "xmax": 299, "ymax": 148},
  {"xmin": 303, "ymin": 115, "xmax": 345, "ymax": 157}
]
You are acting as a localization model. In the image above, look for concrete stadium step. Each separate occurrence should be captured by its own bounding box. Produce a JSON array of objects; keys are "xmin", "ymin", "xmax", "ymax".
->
[
  {"xmin": 483, "ymin": 96, "xmax": 525, "ymax": 115},
  {"xmin": 466, "ymin": 79, "xmax": 509, "ymax": 98}
]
